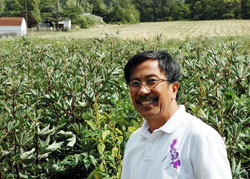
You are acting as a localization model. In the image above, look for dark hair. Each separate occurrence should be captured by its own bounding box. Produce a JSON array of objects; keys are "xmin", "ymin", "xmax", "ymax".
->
[{"xmin": 124, "ymin": 51, "xmax": 181, "ymax": 100}]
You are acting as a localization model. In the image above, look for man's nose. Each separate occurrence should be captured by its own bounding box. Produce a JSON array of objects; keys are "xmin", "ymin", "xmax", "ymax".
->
[{"xmin": 137, "ymin": 83, "xmax": 150, "ymax": 95}]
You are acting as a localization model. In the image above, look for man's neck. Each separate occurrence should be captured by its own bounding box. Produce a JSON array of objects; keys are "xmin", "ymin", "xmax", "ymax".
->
[{"xmin": 147, "ymin": 103, "xmax": 179, "ymax": 133}]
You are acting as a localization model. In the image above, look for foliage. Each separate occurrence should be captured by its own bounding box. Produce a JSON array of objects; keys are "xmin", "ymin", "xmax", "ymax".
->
[
  {"xmin": 133, "ymin": 0, "xmax": 250, "ymax": 21},
  {"xmin": 106, "ymin": 0, "xmax": 139, "ymax": 24},
  {"xmin": 0, "ymin": 35, "xmax": 249, "ymax": 178},
  {"xmin": 9, "ymin": 0, "xmax": 42, "ymax": 27},
  {"xmin": 62, "ymin": 0, "xmax": 83, "ymax": 25},
  {"xmin": 43, "ymin": 0, "xmax": 63, "ymax": 30},
  {"xmin": 0, "ymin": 0, "xmax": 5, "ymax": 15},
  {"xmin": 241, "ymin": 0, "xmax": 250, "ymax": 18},
  {"xmin": 31, "ymin": 0, "xmax": 41, "ymax": 25},
  {"xmin": 1, "ymin": 0, "xmax": 249, "ymax": 27},
  {"xmin": 76, "ymin": 13, "xmax": 104, "ymax": 29}
]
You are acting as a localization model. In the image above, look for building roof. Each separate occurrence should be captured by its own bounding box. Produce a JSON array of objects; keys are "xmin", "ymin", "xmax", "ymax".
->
[{"xmin": 0, "ymin": 17, "xmax": 24, "ymax": 26}]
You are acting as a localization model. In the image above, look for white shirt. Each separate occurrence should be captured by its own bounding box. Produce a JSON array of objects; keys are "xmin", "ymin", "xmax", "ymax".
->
[{"xmin": 121, "ymin": 105, "xmax": 232, "ymax": 179}]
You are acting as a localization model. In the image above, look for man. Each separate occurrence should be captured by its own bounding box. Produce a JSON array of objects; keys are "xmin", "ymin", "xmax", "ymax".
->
[{"xmin": 121, "ymin": 51, "xmax": 232, "ymax": 179}]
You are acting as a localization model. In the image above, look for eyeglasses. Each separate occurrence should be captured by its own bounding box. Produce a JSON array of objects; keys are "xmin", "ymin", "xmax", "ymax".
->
[{"xmin": 129, "ymin": 78, "xmax": 168, "ymax": 91}]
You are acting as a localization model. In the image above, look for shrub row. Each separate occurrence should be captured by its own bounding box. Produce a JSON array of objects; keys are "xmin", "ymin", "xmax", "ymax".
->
[{"xmin": 0, "ymin": 35, "xmax": 249, "ymax": 178}]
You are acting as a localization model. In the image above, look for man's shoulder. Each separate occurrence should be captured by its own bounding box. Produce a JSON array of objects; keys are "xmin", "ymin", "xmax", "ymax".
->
[
  {"xmin": 127, "ymin": 126, "xmax": 143, "ymax": 141},
  {"xmin": 123, "ymin": 126, "xmax": 145, "ymax": 153},
  {"xmin": 182, "ymin": 111, "xmax": 222, "ymax": 141}
]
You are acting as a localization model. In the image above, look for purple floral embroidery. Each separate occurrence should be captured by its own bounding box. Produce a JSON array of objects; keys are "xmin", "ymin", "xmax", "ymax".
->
[{"xmin": 162, "ymin": 139, "xmax": 181, "ymax": 170}]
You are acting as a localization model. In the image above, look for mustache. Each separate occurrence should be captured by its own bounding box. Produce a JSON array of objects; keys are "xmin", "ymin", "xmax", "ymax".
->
[{"xmin": 136, "ymin": 95, "xmax": 157, "ymax": 101}]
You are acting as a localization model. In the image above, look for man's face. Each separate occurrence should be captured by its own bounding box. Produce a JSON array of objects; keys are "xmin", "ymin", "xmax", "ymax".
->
[{"xmin": 129, "ymin": 59, "xmax": 178, "ymax": 120}]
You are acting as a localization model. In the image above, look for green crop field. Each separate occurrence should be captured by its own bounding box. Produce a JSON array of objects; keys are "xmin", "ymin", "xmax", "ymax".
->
[
  {"xmin": 27, "ymin": 20, "xmax": 250, "ymax": 40},
  {"xmin": 0, "ymin": 21, "xmax": 249, "ymax": 178}
]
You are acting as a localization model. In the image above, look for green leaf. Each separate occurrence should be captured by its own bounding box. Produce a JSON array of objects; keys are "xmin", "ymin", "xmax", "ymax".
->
[
  {"xmin": 7, "ymin": 120, "xmax": 19, "ymax": 131},
  {"xmin": 1, "ymin": 149, "xmax": 11, "ymax": 157},
  {"xmin": 44, "ymin": 135, "xmax": 51, "ymax": 146},
  {"xmin": 58, "ymin": 130, "xmax": 73, "ymax": 136},
  {"xmin": 38, "ymin": 152, "xmax": 51, "ymax": 160},
  {"xmin": 128, "ymin": 126, "xmax": 138, "ymax": 134},
  {"xmin": 236, "ymin": 160, "xmax": 241, "ymax": 174},
  {"xmin": 57, "ymin": 130, "xmax": 76, "ymax": 147},
  {"xmin": 67, "ymin": 135, "xmax": 76, "ymax": 147},
  {"xmin": 87, "ymin": 167, "xmax": 107, "ymax": 179},
  {"xmin": 4, "ymin": 104, "xmax": 11, "ymax": 114},
  {"xmin": 19, "ymin": 172, "xmax": 29, "ymax": 179},
  {"xmin": 46, "ymin": 141, "xmax": 63, "ymax": 152},
  {"xmin": 38, "ymin": 124, "xmax": 55, "ymax": 136},
  {"xmin": 97, "ymin": 143, "xmax": 105, "ymax": 154},
  {"xmin": 115, "ymin": 128, "xmax": 123, "ymax": 135},
  {"xmin": 102, "ymin": 130, "xmax": 110, "ymax": 140},
  {"xmin": 52, "ymin": 164, "xmax": 65, "ymax": 172},
  {"xmin": 112, "ymin": 147, "xmax": 118, "ymax": 158},
  {"xmin": 77, "ymin": 101, "xmax": 87, "ymax": 107},
  {"xmin": 86, "ymin": 120, "xmax": 97, "ymax": 130},
  {"xmin": 117, "ymin": 136, "xmax": 123, "ymax": 142},
  {"xmin": 20, "ymin": 148, "xmax": 35, "ymax": 160}
]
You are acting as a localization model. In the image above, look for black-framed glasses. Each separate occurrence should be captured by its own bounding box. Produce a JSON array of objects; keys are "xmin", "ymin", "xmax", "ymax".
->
[{"xmin": 129, "ymin": 78, "xmax": 168, "ymax": 91}]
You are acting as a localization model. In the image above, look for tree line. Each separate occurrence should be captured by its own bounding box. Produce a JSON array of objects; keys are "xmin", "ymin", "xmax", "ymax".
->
[
  {"xmin": 134, "ymin": 0, "xmax": 250, "ymax": 21},
  {"xmin": 0, "ymin": 0, "xmax": 249, "ymax": 28}
]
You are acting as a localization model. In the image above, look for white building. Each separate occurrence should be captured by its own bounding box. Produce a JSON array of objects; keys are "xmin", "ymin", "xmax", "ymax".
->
[
  {"xmin": 0, "ymin": 17, "xmax": 27, "ymax": 37},
  {"xmin": 58, "ymin": 19, "xmax": 71, "ymax": 30}
]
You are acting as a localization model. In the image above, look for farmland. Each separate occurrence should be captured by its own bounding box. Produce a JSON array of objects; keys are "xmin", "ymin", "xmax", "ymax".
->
[
  {"xmin": 27, "ymin": 20, "xmax": 250, "ymax": 40},
  {"xmin": 0, "ymin": 20, "xmax": 250, "ymax": 178}
]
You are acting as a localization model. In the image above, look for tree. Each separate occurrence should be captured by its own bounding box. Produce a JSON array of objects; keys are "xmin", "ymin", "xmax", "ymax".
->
[
  {"xmin": 40, "ymin": 0, "xmax": 54, "ymax": 21},
  {"xmin": 31, "ymin": 0, "xmax": 41, "ymax": 28},
  {"xmin": 133, "ymin": 0, "xmax": 155, "ymax": 22},
  {"xmin": 62, "ymin": 0, "xmax": 83, "ymax": 24},
  {"xmin": 241, "ymin": 0, "xmax": 250, "ymax": 18},
  {"xmin": 79, "ymin": 0, "xmax": 93, "ymax": 13},
  {"xmin": 0, "ymin": 0, "xmax": 5, "ymax": 16},
  {"xmin": 1, "ymin": 0, "xmax": 248, "ymax": 25},
  {"xmin": 12, "ymin": 0, "xmax": 41, "ymax": 27},
  {"xmin": 167, "ymin": 0, "xmax": 190, "ymax": 20},
  {"xmin": 132, "ymin": 0, "xmax": 191, "ymax": 22},
  {"xmin": 40, "ymin": 0, "xmax": 63, "ymax": 30},
  {"xmin": 90, "ymin": 0, "xmax": 107, "ymax": 18},
  {"xmin": 186, "ymin": 0, "xmax": 242, "ymax": 20},
  {"xmin": 107, "ymin": 0, "xmax": 139, "ymax": 23}
]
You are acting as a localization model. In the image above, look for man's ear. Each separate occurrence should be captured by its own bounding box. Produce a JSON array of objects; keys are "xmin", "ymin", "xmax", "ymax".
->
[{"xmin": 171, "ymin": 81, "xmax": 179, "ymax": 98}]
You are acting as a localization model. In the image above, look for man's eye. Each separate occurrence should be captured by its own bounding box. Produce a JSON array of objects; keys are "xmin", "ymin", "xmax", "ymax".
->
[
  {"xmin": 147, "ymin": 79, "xmax": 158, "ymax": 85},
  {"xmin": 130, "ymin": 81, "xmax": 140, "ymax": 87}
]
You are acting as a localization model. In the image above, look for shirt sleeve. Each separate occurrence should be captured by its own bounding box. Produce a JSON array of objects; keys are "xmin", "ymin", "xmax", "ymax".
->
[
  {"xmin": 121, "ymin": 146, "xmax": 130, "ymax": 179},
  {"xmin": 192, "ymin": 129, "xmax": 232, "ymax": 179}
]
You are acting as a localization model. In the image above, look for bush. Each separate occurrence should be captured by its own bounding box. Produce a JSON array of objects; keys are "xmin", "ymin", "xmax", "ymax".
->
[
  {"xmin": 0, "ymin": 36, "xmax": 249, "ymax": 178},
  {"xmin": 71, "ymin": 25, "xmax": 81, "ymax": 31},
  {"xmin": 106, "ymin": 0, "xmax": 140, "ymax": 24},
  {"xmin": 75, "ymin": 13, "xmax": 104, "ymax": 29}
]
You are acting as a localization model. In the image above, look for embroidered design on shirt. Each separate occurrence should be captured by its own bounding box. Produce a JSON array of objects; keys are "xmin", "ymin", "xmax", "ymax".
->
[{"xmin": 161, "ymin": 139, "xmax": 181, "ymax": 170}]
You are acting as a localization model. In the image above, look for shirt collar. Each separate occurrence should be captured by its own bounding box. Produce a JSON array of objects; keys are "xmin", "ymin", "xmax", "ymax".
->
[
  {"xmin": 140, "ymin": 105, "xmax": 186, "ymax": 138},
  {"xmin": 158, "ymin": 105, "xmax": 186, "ymax": 133}
]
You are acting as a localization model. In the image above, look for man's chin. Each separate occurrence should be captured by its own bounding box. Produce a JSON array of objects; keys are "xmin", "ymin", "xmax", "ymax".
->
[{"xmin": 138, "ymin": 109, "xmax": 159, "ymax": 119}]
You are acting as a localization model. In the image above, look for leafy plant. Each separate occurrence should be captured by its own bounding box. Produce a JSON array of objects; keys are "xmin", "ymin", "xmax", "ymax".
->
[{"xmin": 0, "ymin": 36, "xmax": 249, "ymax": 178}]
